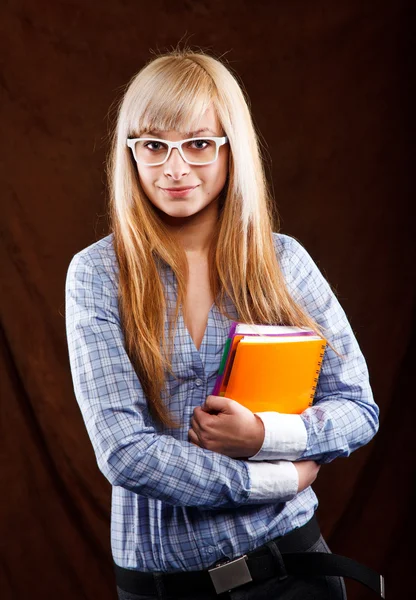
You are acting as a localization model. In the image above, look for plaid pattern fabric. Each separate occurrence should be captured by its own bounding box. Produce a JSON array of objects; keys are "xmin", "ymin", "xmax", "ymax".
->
[{"xmin": 65, "ymin": 232, "xmax": 379, "ymax": 571}]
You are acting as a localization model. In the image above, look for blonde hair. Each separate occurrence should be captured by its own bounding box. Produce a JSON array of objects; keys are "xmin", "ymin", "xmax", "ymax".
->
[{"xmin": 107, "ymin": 47, "xmax": 334, "ymax": 428}]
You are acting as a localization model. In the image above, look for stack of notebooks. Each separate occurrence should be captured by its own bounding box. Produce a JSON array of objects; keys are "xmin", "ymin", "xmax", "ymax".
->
[{"xmin": 212, "ymin": 322, "xmax": 327, "ymax": 414}]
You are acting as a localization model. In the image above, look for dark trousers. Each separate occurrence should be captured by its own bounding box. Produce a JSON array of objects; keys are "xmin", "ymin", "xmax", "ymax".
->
[{"xmin": 115, "ymin": 534, "xmax": 347, "ymax": 600}]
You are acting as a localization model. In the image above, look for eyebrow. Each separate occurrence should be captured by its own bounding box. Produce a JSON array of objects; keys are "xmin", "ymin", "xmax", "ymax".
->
[{"xmin": 143, "ymin": 128, "xmax": 218, "ymax": 137}]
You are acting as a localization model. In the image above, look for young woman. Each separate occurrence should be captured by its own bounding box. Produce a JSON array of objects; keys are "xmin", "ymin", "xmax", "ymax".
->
[{"xmin": 65, "ymin": 49, "xmax": 381, "ymax": 600}]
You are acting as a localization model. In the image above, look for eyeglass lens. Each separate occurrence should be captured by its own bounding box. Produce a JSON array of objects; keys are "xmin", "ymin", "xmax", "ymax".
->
[{"xmin": 134, "ymin": 139, "xmax": 217, "ymax": 164}]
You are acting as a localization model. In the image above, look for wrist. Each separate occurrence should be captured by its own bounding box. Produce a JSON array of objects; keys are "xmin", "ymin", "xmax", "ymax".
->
[{"xmin": 249, "ymin": 414, "xmax": 265, "ymax": 457}]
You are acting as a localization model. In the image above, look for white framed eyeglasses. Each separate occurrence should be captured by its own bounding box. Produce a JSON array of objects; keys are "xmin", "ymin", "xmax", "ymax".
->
[{"xmin": 126, "ymin": 136, "xmax": 229, "ymax": 166}]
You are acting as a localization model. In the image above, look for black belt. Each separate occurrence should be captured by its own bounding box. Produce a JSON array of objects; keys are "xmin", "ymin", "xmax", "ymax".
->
[{"xmin": 113, "ymin": 515, "xmax": 385, "ymax": 597}]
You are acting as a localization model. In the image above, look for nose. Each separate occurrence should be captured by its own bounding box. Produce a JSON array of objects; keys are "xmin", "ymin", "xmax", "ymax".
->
[{"xmin": 163, "ymin": 147, "xmax": 190, "ymax": 180}]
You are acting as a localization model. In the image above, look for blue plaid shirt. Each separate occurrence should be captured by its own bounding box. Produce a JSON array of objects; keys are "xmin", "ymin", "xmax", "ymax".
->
[{"xmin": 65, "ymin": 232, "xmax": 379, "ymax": 572}]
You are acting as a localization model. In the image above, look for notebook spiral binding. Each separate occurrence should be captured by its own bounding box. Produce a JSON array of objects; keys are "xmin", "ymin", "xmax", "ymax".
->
[{"xmin": 308, "ymin": 343, "xmax": 327, "ymax": 405}]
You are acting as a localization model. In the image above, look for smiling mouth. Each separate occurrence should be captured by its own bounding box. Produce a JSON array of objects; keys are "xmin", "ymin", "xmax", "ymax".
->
[
  {"xmin": 162, "ymin": 186, "xmax": 198, "ymax": 191},
  {"xmin": 160, "ymin": 186, "xmax": 198, "ymax": 197}
]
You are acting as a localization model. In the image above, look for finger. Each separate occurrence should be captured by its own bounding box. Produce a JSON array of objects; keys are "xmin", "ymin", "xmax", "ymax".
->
[
  {"xmin": 193, "ymin": 406, "xmax": 214, "ymax": 429},
  {"xmin": 203, "ymin": 395, "xmax": 231, "ymax": 413},
  {"xmin": 188, "ymin": 429, "xmax": 200, "ymax": 446},
  {"xmin": 190, "ymin": 415, "xmax": 201, "ymax": 434},
  {"xmin": 192, "ymin": 406, "xmax": 205, "ymax": 427}
]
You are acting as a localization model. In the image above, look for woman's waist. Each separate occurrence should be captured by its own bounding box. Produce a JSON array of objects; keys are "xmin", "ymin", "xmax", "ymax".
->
[{"xmin": 110, "ymin": 487, "xmax": 318, "ymax": 572}]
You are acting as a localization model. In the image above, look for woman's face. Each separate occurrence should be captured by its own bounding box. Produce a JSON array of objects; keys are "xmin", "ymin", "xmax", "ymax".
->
[{"xmin": 135, "ymin": 105, "xmax": 229, "ymax": 223}]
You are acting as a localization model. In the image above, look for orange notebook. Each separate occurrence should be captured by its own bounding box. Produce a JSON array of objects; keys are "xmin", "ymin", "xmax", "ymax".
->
[{"xmin": 224, "ymin": 336, "xmax": 327, "ymax": 413}]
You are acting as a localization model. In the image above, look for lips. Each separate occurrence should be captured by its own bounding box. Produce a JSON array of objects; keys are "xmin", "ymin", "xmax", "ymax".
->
[
  {"xmin": 160, "ymin": 185, "xmax": 199, "ymax": 198},
  {"xmin": 162, "ymin": 186, "xmax": 197, "ymax": 191}
]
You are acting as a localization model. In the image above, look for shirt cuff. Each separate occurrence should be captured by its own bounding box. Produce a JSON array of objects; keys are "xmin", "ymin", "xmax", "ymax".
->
[
  {"xmin": 247, "ymin": 460, "xmax": 299, "ymax": 503},
  {"xmin": 248, "ymin": 412, "xmax": 307, "ymax": 461}
]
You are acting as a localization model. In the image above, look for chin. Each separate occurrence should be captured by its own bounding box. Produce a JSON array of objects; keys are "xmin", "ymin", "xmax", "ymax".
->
[{"xmin": 166, "ymin": 207, "xmax": 197, "ymax": 218}]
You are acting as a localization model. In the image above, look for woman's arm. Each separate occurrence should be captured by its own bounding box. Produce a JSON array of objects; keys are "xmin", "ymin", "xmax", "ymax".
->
[
  {"xmin": 264, "ymin": 234, "xmax": 379, "ymax": 464},
  {"xmin": 65, "ymin": 250, "xmax": 300, "ymax": 509},
  {"xmin": 188, "ymin": 396, "xmax": 320, "ymax": 493}
]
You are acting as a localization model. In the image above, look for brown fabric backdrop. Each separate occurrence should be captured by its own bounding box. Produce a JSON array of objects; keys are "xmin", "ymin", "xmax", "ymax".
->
[{"xmin": 1, "ymin": 1, "xmax": 414, "ymax": 598}]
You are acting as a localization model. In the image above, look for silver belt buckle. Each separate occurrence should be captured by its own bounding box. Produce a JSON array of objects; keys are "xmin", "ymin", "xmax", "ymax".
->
[{"xmin": 208, "ymin": 555, "xmax": 253, "ymax": 595}]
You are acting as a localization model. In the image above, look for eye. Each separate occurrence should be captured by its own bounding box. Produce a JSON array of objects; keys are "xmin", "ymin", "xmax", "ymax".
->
[
  {"xmin": 144, "ymin": 141, "xmax": 164, "ymax": 151},
  {"xmin": 188, "ymin": 139, "xmax": 211, "ymax": 150}
]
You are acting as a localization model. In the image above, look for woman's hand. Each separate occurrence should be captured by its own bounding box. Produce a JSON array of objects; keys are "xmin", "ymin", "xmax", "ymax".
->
[
  {"xmin": 188, "ymin": 395, "xmax": 265, "ymax": 458},
  {"xmin": 189, "ymin": 397, "xmax": 321, "ymax": 492},
  {"xmin": 293, "ymin": 460, "xmax": 321, "ymax": 493}
]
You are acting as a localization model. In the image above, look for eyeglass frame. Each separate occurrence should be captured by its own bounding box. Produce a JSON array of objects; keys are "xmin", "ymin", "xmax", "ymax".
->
[{"xmin": 126, "ymin": 136, "xmax": 229, "ymax": 166}]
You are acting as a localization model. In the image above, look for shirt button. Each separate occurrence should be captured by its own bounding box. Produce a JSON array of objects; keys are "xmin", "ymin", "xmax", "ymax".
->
[
  {"xmin": 195, "ymin": 378, "xmax": 203, "ymax": 387},
  {"xmin": 207, "ymin": 546, "xmax": 214, "ymax": 554}
]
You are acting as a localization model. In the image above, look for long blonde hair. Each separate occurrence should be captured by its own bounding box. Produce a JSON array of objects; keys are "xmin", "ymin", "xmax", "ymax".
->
[{"xmin": 107, "ymin": 47, "xmax": 334, "ymax": 428}]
